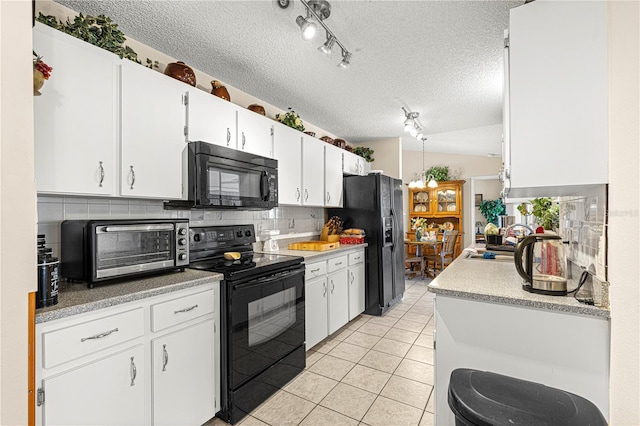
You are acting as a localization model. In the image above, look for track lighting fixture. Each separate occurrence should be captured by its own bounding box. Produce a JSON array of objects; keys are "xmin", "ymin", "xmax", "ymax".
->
[
  {"xmin": 402, "ymin": 107, "xmax": 426, "ymax": 141},
  {"xmin": 293, "ymin": 0, "xmax": 353, "ymax": 69}
]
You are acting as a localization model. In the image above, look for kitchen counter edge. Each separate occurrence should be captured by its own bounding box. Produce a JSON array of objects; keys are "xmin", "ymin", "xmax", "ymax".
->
[
  {"xmin": 427, "ymin": 250, "xmax": 610, "ymax": 319},
  {"xmin": 257, "ymin": 243, "xmax": 368, "ymax": 262},
  {"xmin": 36, "ymin": 269, "xmax": 224, "ymax": 324}
]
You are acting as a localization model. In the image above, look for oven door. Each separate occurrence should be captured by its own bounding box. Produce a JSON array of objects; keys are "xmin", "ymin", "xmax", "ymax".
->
[
  {"xmin": 228, "ymin": 266, "xmax": 305, "ymax": 390},
  {"xmin": 92, "ymin": 223, "xmax": 177, "ymax": 280},
  {"xmin": 195, "ymin": 153, "xmax": 277, "ymax": 209}
]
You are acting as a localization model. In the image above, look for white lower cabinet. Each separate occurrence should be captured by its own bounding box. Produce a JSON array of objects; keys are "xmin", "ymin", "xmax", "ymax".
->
[
  {"xmin": 152, "ymin": 320, "xmax": 215, "ymax": 426},
  {"xmin": 36, "ymin": 283, "xmax": 219, "ymax": 426},
  {"xmin": 305, "ymin": 276, "xmax": 329, "ymax": 349},
  {"xmin": 42, "ymin": 344, "xmax": 145, "ymax": 426},
  {"xmin": 347, "ymin": 250, "xmax": 365, "ymax": 321},
  {"xmin": 304, "ymin": 249, "xmax": 365, "ymax": 350}
]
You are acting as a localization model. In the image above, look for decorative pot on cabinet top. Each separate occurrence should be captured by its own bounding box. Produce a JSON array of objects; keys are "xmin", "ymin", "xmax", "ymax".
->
[
  {"xmin": 164, "ymin": 61, "xmax": 196, "ymax": 86},
  {"xmin": 247, "ymin": 103, "xmax": 265, "ymax": 115},
  {"xmin": 211, "ymin": 80, "xmax": 231, "ymax": 102}
]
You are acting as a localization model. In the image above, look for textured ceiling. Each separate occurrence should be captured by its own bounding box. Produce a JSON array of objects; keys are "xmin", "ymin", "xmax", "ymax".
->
[{"xmin": 58, "ymin": 0, "xmax": 523, "ymax": 155}]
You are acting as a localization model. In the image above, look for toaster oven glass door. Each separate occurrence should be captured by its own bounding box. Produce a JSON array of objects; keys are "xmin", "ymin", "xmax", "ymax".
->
[{"xmin": 94, "ymin": 224, "xmax": 176, "ymax": 279}]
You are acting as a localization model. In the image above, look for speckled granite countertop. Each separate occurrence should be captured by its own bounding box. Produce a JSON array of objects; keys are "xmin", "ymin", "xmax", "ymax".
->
[
  {"xmin": 36, "ymin": 269, "xmax": 223, "ymax": 324},
  {"xmin": 428, "ymin": 251, "xmax": 610, "ymax": 319},
  {"xmin": 257, "ymin": 243, "xmax": 368, "ymax": 262}
]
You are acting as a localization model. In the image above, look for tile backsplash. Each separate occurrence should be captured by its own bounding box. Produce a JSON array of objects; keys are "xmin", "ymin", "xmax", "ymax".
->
[
  {"xmin": 558, "ymin": 185, "xmax": 608, "ymax": 282},
  {"xmin": 37, "ymin": 195, "xmax": 325, "ymax": 258}
]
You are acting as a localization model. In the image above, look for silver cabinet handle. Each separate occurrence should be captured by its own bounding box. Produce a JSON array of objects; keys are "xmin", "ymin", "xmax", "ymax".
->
[
  {"xmin": 350, "ymin": 272, "xmax": 355, "ymax": 284},
  {"xmin": 174, "ymin": 304, "xmax": 198, "ymax": 314},
  {"xmin": 354, "ymin": 256, "xmax": 361, "ymax": 261},
  {"xmin": 162, "ymin": 344, "xmax": 169, "ymax": 372},
  {"xmin": 226, "ymin": 128, "xmax": 231, "ymax": 146},
  {"xmin": 310, "ymin": 268, "xmax": 320, "ymax": 273},
  {"xmin": 81, "ymin": 327, "xmax": 119, "ymax": 342},
  {"xmin": 296, "ymin": 188, "xmax": 301, "ymax": 201},
  {"xmin": 242, "ymin": 132, "xmax": 246, "ymax": 149},
  {"xmin": 335, "ymin": 261, "xmax": 343, "ymax": 266},
  {"xmin": 98, "ymin": 161, "xmax": 105, "ymax": 187},
  {"xmin": 327, "ymin": 192, "xmax": 331, "ymax": 202},
  {"xmin": 130, "ymin": 356, "xmax": 137, "ymax": 386},
  {"xmin": 331, "ymin": 280, "xmax": 335, "ymax": 294},
  {"xmin": 322, "ymin": 282, "xmax": 327, "ymax": 297},
  {"xmin": 129, "ymin": 165, "xmax": 136, "ymax": 190},
  {"xmin": 304, "ymin": 189, "xmax": 309, "ymax": 201}
]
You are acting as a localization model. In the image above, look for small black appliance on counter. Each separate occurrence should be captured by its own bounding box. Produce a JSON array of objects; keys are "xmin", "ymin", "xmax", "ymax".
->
[{"xmin": 36, "ymin": 234, "xmax": 59, "ymax": 308}]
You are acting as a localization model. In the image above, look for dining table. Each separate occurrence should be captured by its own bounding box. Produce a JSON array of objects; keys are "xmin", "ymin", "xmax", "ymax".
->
[{"xmin": 404, "ymin": 239, "xmax": 443, "ymax": 257}]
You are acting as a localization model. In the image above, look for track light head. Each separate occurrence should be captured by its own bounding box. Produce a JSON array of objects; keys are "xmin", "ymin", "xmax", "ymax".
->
[
  {"xmin": 318, "ymin": 34, "xmax": 335, "ymax": 56},
  {"xmin": 338, "ymin": 51, "xmax": 351, "ymax": 69},
  {"xmin": 296, "ymin": 15, "xmax": 318, "ymax": 40}
]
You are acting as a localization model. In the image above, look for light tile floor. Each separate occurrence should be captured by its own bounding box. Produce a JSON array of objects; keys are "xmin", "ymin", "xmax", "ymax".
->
[{"xmin": 208, "ymin": 277, "xmax": 435, "ymax": 426}]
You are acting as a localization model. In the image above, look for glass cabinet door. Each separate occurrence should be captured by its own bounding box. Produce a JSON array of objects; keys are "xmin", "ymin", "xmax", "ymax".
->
[
  {"xmin": 436, "ymin": 188, "xmax": 458, "ymax": 214},
  {"xmin": 412, "ymin": 190, "xmax": 432, "ymax": 214}
]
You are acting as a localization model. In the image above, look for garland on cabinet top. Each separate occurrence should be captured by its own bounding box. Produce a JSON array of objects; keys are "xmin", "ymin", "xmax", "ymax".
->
[{"xmin": 37, "ymin": 13, "xmax": 159, "ymax": 69}]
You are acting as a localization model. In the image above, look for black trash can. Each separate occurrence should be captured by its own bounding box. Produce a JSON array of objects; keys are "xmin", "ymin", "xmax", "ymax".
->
[{"xmin": 448, "ymin": 368, "xmax": 607, "ymax": 426}]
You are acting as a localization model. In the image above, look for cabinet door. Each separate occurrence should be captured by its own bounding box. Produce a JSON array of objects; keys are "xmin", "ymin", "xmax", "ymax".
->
[
  {"xmin": 410, "ymin": 190, "xmax": 433, "ymax": 215},
  {"xmin": 186, "ymin": 88, "xmax": 236, "ymax": 148},
  {"xmin": 343, "ymin": 151, "xmax": 361, "ymax": 176},
  {"xmin": 361, "ymin": 160, "xmax": 371, "ymax": 175},
  {"xmin": 509, "ymin": 1, "xmax": 607, "ymax": 190},
  {"xmin": 42, "ymin": 345, "xmax": 145, "ymax": 426},
  {"xmin": 120, "ymin": 61, "xmax": 187, "ymax": 199},
  {"xmin": 305, "ymin": 276, "xmax": 328, "ymax": 350},
  {"xmin": 348, "ymin": 263, "xmax": 365, "ymax": 321},
  {"xmin": 324, "ymin": 145, "xmax": 344, "ymax": 207},
  {"xmin": 33, "ymin": 23, "xmax": 118, "ymax": 196},
  {"xmin": 237, "ymin": 108, "xmax": 273, "ymax": 158},
  {"xmin": 152, "ymin": 320, "xmax": 215, "ymax": 426},
  {"xmin": 434, "ymin": 186, "xmax": 459, "ymax": 216},
  {"xmin": 273, "ymin": 123, "xmax": 303, "ymax": 205},
  {"xmin": 301, "ymin": 136, "xmax": 325, "ymax": 206},
  {"xmin": 327, "ymin": 269, "xmax": 349, "ymax": 335}
]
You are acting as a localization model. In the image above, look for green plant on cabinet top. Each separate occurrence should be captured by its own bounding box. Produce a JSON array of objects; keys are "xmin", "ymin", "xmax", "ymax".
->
[
  {"xmin": 353, "ymin": 147, "xmax": 374, "ymax": 163},
  {"xmin": 424, "ymin": 165, "xmax": 449, "ymax": 181}
]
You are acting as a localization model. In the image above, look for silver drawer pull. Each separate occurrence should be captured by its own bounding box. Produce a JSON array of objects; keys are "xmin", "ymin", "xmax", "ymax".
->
[
  {"xmin": 81, "ymin": 328, "xmax": 119, "ymax": 342},
  {"xmin": 335, "ymin": 262, "xmax": 343, "ymax": 266},
  {"xmin": 130, "ymin": 356, "xmax": 137, "ymax": 386},
  {"xmin": 162, "ymin": 344, "xmax": 169, "ymax": 372},
  {"xmin": 310, "ymin": 268, "xmax": 321, "ymax": 273},
  {"xmin": 174, "ymin": 304, "xmax": 198, "ymax": 314},
  {"xmin": 354, "ymin": 256, "xmax": 361, "ymax": 260}
]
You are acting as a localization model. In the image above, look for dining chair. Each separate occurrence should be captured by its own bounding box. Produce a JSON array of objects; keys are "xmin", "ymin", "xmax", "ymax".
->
[
  {"xmin": 405, "ymin": 242, "xmax": 425, "ymax": 279},
  {"xmin": 425, "ymin": 230, "xmax": 459, "ymax": 277}
]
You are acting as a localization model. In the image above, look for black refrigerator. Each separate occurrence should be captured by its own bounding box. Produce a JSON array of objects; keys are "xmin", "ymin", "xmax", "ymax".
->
[{"xmin": 329, "ymin": 174, "xmax": 405, "ymax": 315}]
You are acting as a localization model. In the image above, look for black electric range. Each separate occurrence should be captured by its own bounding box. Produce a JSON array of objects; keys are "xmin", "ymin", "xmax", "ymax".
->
[{"xmin": 189, "ymin": 224, "xmax": 306, "ymax": 424}]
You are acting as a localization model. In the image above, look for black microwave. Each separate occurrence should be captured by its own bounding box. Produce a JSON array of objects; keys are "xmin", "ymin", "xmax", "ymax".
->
[{"xmin": 166, "ymin": 142, "xmax": 278, "ymax": 210}]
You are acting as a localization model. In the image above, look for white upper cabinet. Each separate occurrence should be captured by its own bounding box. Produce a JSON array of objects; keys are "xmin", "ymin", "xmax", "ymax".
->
[
  {"xmin": 324, "ymin": 144, "xmax": 344, "ymax": 207},
  {"xmin": 301, "ymin": 135, "xmax": 325, "ymax": 206},
  {"xmin": 343, "ymin": 151, "xmax": 362, "ymax": 176},
  {"xmin": 120, "ymin": 60, "xmax": 187, "ymax": 199},
  {"xmin": 186, "ymin": 88, "xmax": 237, "ymax": 148},
  {"xmin": 33, "ymin": 23, "xmax": 118, "ymax": 196},
  {"xmin": 508, "ymin": 0, "xmax": 607, "ymax": 196},
  {"xmin": 236, "ymin": 108, "xmax": 273, "ymax": 158},
  {"xmin": 273, "ymin": 123, "xmax": 303, "ymax": 205}
]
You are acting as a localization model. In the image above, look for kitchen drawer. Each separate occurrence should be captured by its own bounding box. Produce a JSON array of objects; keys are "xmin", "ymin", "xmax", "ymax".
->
[
  {"xmin": 348, "ymin": 251, "xmax": 364, "ymax": 266},
  {"xmin": 327, "ymin": 255, "xmax": 348, "ymax": 273},
  {"xmin": 151, "ymin": 289, "xmax": 215, "ymax": 332},
  {"xmin": 305, "ymin": 260, "xmax": 327, "ymax": 278},
  {"xmin": 42, "ymin": 308, "xmax": 144, "ymax": 369}
]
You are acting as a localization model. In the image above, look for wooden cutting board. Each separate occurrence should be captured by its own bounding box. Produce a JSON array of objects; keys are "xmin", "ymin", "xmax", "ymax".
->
[{"xmin": 288, "ymin": 241, "xmax": 340, "ymax": 251}]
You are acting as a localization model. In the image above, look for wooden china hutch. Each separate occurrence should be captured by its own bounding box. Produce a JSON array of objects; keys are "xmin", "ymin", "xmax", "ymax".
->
[{"xmin": 407, "ymin": 180, "xmax": 465, "ymax": 258}]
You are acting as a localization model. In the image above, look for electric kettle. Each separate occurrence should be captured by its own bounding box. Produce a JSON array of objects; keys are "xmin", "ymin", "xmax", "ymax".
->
[{"xmin": 514, "ymin": 234, "xmax": 567, "ymax": 295}]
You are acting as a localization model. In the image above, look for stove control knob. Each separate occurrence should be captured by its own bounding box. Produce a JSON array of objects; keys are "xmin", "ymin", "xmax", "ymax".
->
[
  {"xmin": 178, "ymin": 228, "xmax": 187, "ymax": 236},
  {"xmin": 193, "ymin": 233, "xmax": 202, "ymax": 242},
  {"xmin": 179, "ymin": 253, "xmax": 188, "ymax": 261},
  {"xmin": 178, "ymin": 238, "xmax": 187, "ymax": 246},
  {"xmin": 236, "ymin": 230, "xmax": 243, "ymax": 238},
  {"xmin": 244, "ymin": 230, "xmax": 252, "ymax": 237}
]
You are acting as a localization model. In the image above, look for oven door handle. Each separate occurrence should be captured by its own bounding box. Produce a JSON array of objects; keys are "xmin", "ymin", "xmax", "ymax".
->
[
  {"xmin": 100, "ymin": 224, "xmax": 175, "ymax": 233},
  {"xmin": 232, "ymin": 268, "xmax": 303, "ymax": 291},
  {"xmin": 260, "ymin": 171, "xmax": 270, "ymax": 201}
]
